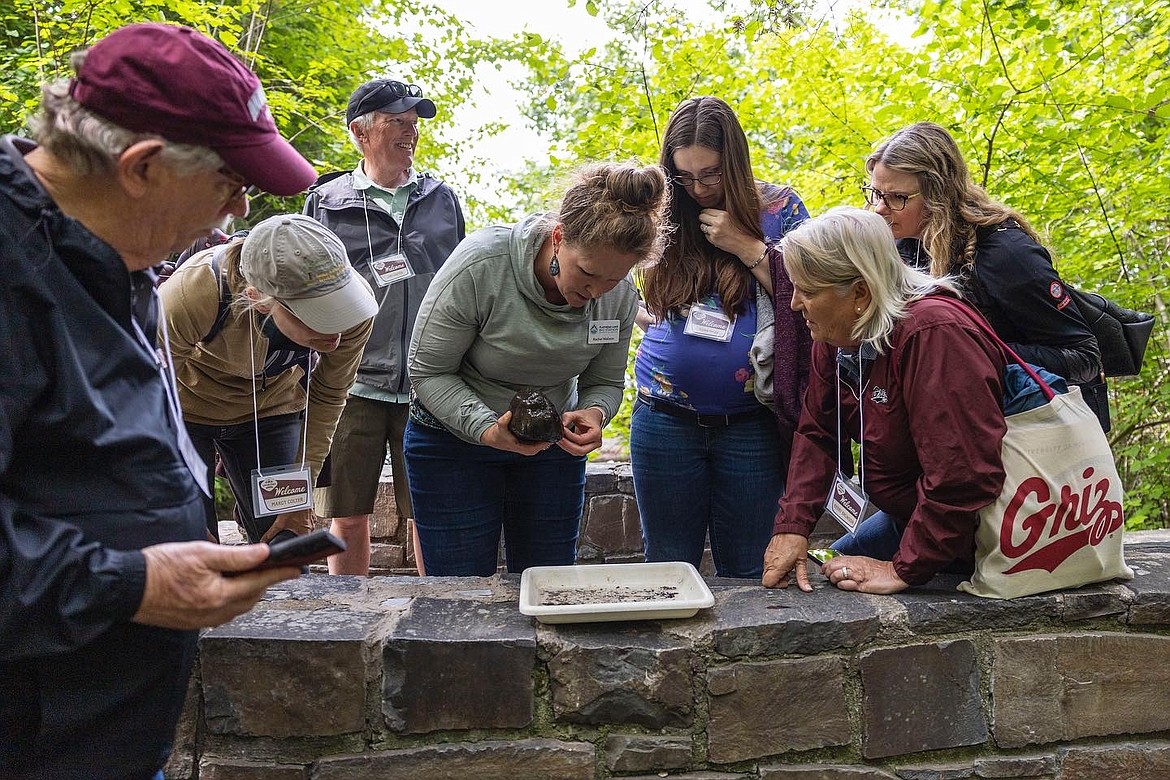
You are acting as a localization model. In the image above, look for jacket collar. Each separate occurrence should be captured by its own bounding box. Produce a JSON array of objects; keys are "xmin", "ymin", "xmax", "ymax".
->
[{"xmin": 0, "ymin": 134, "xmax": 139, "ymax": 330}]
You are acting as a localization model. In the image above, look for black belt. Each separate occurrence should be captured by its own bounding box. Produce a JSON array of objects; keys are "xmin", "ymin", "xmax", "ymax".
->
[{"xmin": 636, "ymin": 396, "xmax": 768, "ymax": 428}]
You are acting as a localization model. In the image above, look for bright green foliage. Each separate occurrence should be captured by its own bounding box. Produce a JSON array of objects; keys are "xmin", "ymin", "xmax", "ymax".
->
[
  {"xmin": 1, "ymin": 0, "xmax": 549, "ymax": 226},
  {"xmin": 512, "ymin": 0, "xmax": 1170, "ymax": 525}
]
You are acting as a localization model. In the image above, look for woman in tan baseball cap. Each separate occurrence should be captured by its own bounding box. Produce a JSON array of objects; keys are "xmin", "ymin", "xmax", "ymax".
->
[{"xmin": 160, "ymin": 214, "xmax": 377, "ymax": 545}]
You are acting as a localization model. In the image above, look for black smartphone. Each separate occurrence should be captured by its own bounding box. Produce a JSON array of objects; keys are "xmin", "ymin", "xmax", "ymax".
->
[{"xmin": 226, "ymin": 529, "xmax": 346, "ymax": 576}]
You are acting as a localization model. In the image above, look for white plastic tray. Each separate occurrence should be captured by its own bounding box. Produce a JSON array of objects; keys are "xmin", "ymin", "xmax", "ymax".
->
[{"xmin": 519, "ymin": 562, "xmax": 714, "ymax": 624}]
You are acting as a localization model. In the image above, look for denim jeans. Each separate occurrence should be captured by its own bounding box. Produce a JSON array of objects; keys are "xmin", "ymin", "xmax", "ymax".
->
[
  {"xmin": 185, "ymin": 411, "xmax": 304, "ymax": 543},
  {"xmin": 630, "ymin": 401, "xmax": 785, "ymax": 578},
  {"xmin": 829, "ymin": 510, "xmax": 972, "ymax": 576},
  {"xmin": 829, "ymin": 510, "xmax": 904, "ymax": 560},
  {"xmin": 403, "ymin": 420, "xmax": 586, "ymax": 576}
]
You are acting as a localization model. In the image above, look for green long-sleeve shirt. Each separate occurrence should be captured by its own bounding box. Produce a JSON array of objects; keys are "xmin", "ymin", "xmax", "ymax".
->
[{"xmin": 408, "ymin": 214, "xmax": 637, "ymax": 444}]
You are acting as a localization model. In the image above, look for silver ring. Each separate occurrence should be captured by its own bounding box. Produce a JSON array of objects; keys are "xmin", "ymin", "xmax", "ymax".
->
[
  {"xmin": 700, "ymin": 224, "xmax": 709, "ymax": 233},
  {"xmin": 842, "ymin": 566, "xmax": 851, "ymax": 579}
]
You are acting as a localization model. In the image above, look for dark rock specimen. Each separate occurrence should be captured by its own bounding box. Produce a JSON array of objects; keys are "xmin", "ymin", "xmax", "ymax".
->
[{"xmin": 507, "ymin": 391, "xmax": 563, "ymax": 442}]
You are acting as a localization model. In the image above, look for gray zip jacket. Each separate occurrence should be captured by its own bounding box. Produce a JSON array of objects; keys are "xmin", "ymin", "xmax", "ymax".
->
[
  {"xmin": 304, "ymin": 169, "xmax": 465, "ymax": 394},
  {"xmin": 409, "ymin": 214, "xmax": 637, "ymax": 444}
]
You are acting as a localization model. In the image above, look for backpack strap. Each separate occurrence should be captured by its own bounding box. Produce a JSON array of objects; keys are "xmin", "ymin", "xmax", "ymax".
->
[{"xmin": 201, "ymin": 247, "xmax": 233, "ymax": 344}]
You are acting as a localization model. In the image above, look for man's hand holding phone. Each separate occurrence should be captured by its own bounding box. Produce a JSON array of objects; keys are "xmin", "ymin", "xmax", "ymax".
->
[{"xmin": 225, "ymin": 529, "xmax": 347, "ymax": 577}]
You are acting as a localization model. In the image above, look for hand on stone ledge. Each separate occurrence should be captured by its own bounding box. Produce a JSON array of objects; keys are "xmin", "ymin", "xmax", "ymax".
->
[
  {"xmin": 762, "ymin": 533, "xmax": 813, "ymax": 592},
  {"xmin": 823, "ymin": 555, "xmax": 909, "ymax": 594}
]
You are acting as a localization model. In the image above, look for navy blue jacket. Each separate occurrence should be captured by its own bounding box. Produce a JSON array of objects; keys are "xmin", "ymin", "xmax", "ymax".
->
[{"xmin": 0, "ymin": 136, "xmax": 205, "ymax": 779}]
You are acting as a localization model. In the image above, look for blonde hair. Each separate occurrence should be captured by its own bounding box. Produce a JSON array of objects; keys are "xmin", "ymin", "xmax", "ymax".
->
[
  {"xmin": 550, "ymin": 162, "xmax": 672, "ymax": 264},
  {"xmin": 780, "ymin": 207, "xmax": 958, "ymax": 352},
  {"xmin": 866, "ymin": 122, "xmax": 1040, "ymax": 277}
]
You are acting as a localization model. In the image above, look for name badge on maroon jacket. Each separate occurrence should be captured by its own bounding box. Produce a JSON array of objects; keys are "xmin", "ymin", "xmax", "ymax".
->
[
  {"xmin": 826, "ymin": 471, "xmax": 870, "ymax": 534},
  {"xmin": 251, "ymin": 465, "xmax": 313, "ymax": 517}
]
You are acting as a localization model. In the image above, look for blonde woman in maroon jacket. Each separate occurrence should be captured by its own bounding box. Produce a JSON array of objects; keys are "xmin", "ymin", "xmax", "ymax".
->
[{"xmin": 762, "ymin": 207, "xmax": 1008, "ymax": 594}]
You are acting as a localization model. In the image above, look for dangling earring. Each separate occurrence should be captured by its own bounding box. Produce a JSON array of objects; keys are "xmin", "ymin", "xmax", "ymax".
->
[{"xmin": 549, "ymin": 251, "xmax": 560, "ymax": 277}]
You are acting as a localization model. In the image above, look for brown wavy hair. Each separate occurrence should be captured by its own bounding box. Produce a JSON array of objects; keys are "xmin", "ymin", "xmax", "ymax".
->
[
  {"xmin": 866, "ymin": 122, "xmax": 1041, "ymax": 278},
  {"xmin": 644, "ymin": 96, "xmax": 768, "ymax": 319},
  {"xmin": 554, "ymin": 161, "xmax": 672, "ymax": 263}
]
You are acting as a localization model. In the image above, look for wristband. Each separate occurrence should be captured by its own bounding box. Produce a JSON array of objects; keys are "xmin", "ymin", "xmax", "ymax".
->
[{"xmin": 746, "ymin": 246, "xmax": 768, "ymax": 270}]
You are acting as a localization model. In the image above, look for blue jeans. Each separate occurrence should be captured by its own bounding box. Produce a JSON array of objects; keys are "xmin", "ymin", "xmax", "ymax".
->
[
  {"xmin": 186, "ymin": 411, "xmax": 304, "ymax": 543},
  {"xmin": 829, "ymin": 510, "xmax": 904, "ymax": 560},
  {"xmin": 403, "ymin": 420, "xmax": 586, "ymax": 576},
  {"xmin": 830, "ymin": 510, "xmax": 971, "ymax": 576},
  {"xmin": 630, "ymin": 401, "xmax": 785, "ymax": 578}
]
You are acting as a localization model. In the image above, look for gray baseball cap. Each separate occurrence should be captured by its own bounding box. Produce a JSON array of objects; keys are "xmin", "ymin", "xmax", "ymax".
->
[{"xmin": 241, "ymin": 215, "xmax": 378, "ymax": 334}]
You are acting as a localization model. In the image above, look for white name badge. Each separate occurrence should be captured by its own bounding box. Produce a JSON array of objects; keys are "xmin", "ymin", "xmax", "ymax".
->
[
  {"xmin": 251, "ymin": 464, "xmax": 313, "ymax": 517},
  {"xmin": 825, "ymin": 471, "xmax": 870, "ymax": 534},
  {"xmin": 588, "ymin": 319, "xmax": 621, "ymax": 344},
  {"xmin": 370, "ymin": 253, "xmax": 415, "ymax": 287},
  {"xmin": 683, "ymin": 303, "xmax": 734, "ymax": 342}
]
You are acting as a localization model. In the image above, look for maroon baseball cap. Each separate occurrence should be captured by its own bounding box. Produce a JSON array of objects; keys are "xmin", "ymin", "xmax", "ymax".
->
[{"xmin": 70, "ymin": 23, "xmax": 316, "ymax": 196}]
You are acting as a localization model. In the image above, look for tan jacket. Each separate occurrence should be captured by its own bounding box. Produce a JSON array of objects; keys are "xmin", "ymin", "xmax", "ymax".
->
[{"xmin": 159, "ymin": 247, "xmax": 373, "ymax": 482}]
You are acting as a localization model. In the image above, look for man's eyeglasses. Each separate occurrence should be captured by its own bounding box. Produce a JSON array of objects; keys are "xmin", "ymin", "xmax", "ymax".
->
[
  {"xmin": 218, "ymin": 167, "xmax": 255, "ymax": 198},
  {"xmin": 861, "ymin": 185, "xmax": 919, "ymax": 212},
  {"xmin": 353, "ymin": 80, "xmax": 424, "ymax": 118},
  {"xmin": 672, "ymin": 171, "xmax": 723, "ymax": 187}
]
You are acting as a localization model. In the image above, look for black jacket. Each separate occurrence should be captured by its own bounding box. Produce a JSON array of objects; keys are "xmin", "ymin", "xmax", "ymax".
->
[
  {"xmin": 899, "ymin": 226, "xmax": 1100, "ymax": 385},
  {"xmin": 0, "ymin": 136, "xmax": 205, "ymax": 779},
  {"xmin": 304, "ymin": 170, "xmax": 465, "ymax": 394}
]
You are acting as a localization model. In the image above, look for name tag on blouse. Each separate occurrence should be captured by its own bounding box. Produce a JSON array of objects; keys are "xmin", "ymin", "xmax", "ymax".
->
[
  {"xmin": 683, "ymin": 303, "xmax": 734, "ymax": 342},
  {"xmin": 588, "ymin": 319, "xmax": 620, "ymax": 344}
]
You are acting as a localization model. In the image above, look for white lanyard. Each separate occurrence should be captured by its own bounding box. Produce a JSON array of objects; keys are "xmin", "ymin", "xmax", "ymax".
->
[
  {"xmin": 824, "ymin": 350, "xmax": 873, "ymax": 534},
  {"xmin": 362, "ymin": 191, "xmax": 415, "ymax": 286},
  {"xmin": 362, "ymin": 191, "xmax": 405, "ymax": 260},
  {"xmin": 248, "ymin": 312, "xmax": 310, "ymax": 477}
]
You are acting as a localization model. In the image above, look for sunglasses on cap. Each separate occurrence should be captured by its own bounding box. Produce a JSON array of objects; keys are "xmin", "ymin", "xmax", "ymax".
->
[{"xmin": 352, "ymin": 80, "xmax": 424, "ymax": 117}]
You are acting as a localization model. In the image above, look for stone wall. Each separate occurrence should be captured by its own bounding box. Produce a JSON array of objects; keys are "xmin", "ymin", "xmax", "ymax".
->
[{"xmin": 170, "ymin": 535, "xmax": 1170, "ymax": 779}]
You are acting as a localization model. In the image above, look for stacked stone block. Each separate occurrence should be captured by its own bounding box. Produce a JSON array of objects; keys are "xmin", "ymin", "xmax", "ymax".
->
[{"xmin": 170, "ymin": 540, "xmax": 1170, "ymax": 779}]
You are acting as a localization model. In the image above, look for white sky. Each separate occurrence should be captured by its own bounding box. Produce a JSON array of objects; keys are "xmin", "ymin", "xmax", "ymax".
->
[
  {"xmin": 421, "ymin": 0, "xmax": 911, "ymax": 175},
  {"xmin": 424, "ymin": 0, "xmax": 723, "ymax": 172}
]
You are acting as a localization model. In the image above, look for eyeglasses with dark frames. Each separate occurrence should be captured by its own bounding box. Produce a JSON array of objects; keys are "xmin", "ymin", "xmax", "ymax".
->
[
  {"xmin": 861, "ymin": 185, "xmax": 920, "ymax": 212},
  {"xmin": 672, "ymin": 170, "xmax": 723, "ymax": 187},
  {"xmin": 353, "ymin": 80, "xmax": 425, "ymax": 118}
]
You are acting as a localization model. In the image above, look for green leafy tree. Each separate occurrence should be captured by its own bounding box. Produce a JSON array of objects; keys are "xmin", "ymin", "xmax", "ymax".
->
[
  {"xmin": 508, "ymin": 0, "xmax": 1169, "ymax": 524},
  {"xmin": 2, "ymin": 0, "xmax": 551, "ymax": 226}
]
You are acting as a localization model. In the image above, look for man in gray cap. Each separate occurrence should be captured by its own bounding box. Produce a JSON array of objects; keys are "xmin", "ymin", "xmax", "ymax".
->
[{"xmin": 305, "ymin": 78, "xmax": 465, "ymax": 575}]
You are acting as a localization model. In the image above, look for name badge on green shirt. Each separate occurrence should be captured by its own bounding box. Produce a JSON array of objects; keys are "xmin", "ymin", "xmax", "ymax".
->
[{"xmin": 588, "ymin": 319, "xmax": 620, "ymax": 344}]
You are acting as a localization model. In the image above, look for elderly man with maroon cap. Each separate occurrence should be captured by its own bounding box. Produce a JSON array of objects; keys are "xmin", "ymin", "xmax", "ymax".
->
[
  {"xmin": 0, "ymin": 24, "xmax": 317, "ymax": 779},
  {"xmin": 305, "ymin": 78, "xmax": 465, "ymax": 575}
]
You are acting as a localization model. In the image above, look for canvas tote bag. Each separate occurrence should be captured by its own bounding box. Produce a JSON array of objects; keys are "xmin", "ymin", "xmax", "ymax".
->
[{"xmin": 953, "ymin": 307, "xmax": 1133, "ymax": 598}]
